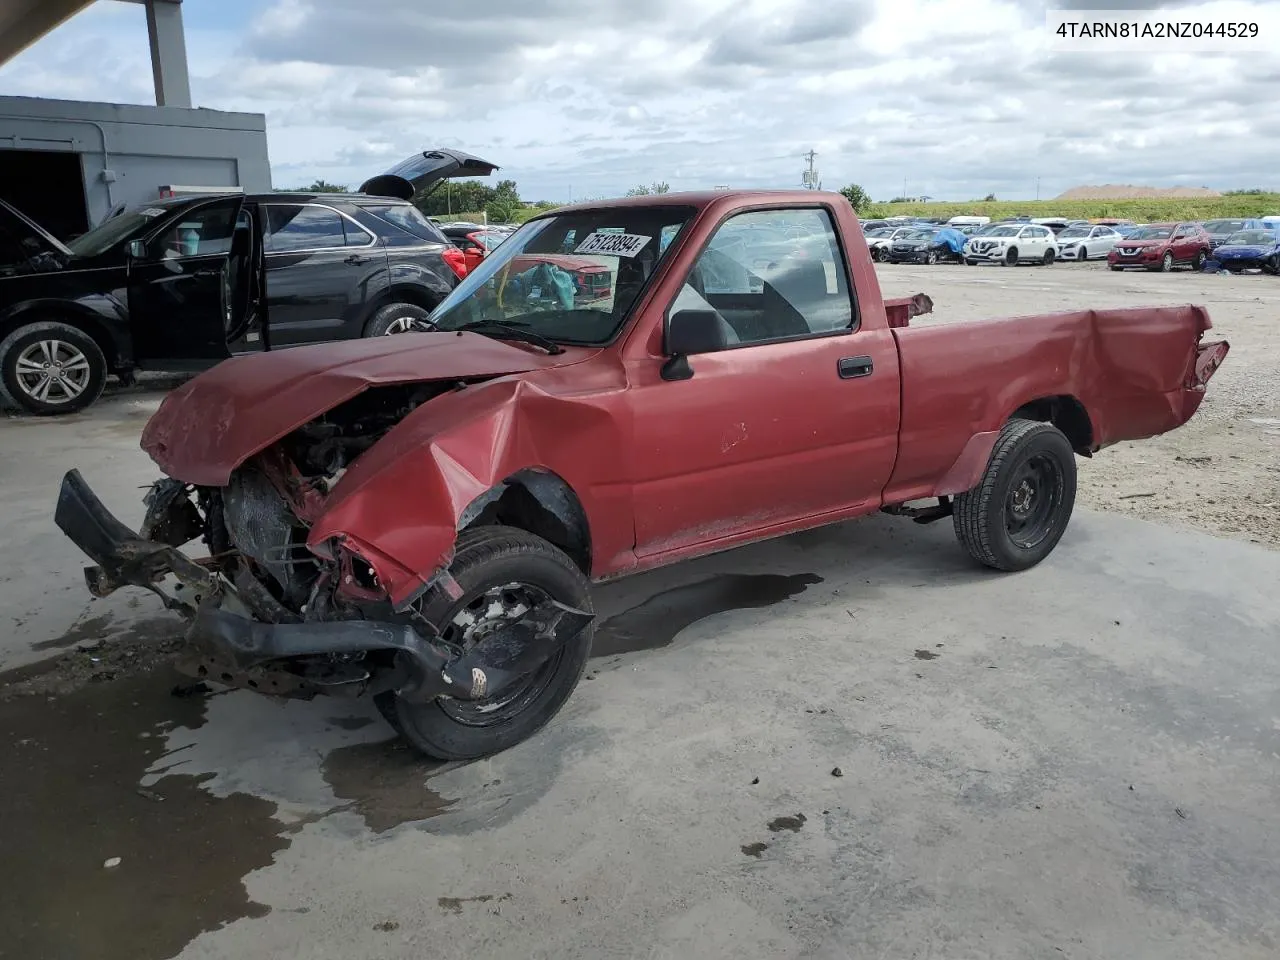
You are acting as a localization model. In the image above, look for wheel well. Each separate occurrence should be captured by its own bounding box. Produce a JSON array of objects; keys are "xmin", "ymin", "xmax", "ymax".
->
[
  {"xmin": 456, "ymin": 469, "xmax": 592, "ymax": 574},
  {"xmin": 0, "ymin": 309, "xmax": 120, "ymax": 371},
  {"xmin": 1011, "ymin": 395, "xmax": 1094, "ymax": 455}
]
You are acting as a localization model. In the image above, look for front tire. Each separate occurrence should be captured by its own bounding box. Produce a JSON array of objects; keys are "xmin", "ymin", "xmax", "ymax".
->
[
  {"xmin": 364, "ymin": 302, "xmax": 435, "ymax": 337},
  {"xmin": 926, "ymin": 250, "xmax": 939, "ymax": 265},
  {"xmin": 1003, "ymin": 247, "xmax": 1019, "ymax": 266},
  {"xmin": 1042, "ymin": 248, "xmax": 1056, "ymax": 266},
  {"xmin": 379, "ymin": 526, "xmax": 594, "ymax": 761},
  {"xmin": 1192, "ymin": 249, "xmax": 1206, "ymax": 271},
  {"xmin": 0, "ymin": 320, "xmax": 107, "ymax": 416},
  {"xmin": 1154, "ymin": 251, "xmax": 1174, "ymax": 273},
  {"xmin": 953, "ymin": 418, "xmax": 1077, "ymax": 572},
  {"xmin": 1267, "ymin": 255, "xmax": 1280, "ymax": 276},
  {"xmin": 1078, "ymin": 246, "xmax": 1088, "ymax": 261}
]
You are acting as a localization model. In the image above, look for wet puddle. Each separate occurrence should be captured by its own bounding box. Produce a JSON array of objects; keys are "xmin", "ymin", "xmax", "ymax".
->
[
  {"xmin": 592, "ymin": 572, "xmax": 823, "ymax": 658},
  {"xmin": 321, "ymin": 738, "xmax": 454, "ymax": 834},
  {"xmin": 0, "ymin": 666, "xmax": 288, "ymax": 960},
  {"xmin": 0, "ymin": 569, "xmax": 826, "ymax": 954}
]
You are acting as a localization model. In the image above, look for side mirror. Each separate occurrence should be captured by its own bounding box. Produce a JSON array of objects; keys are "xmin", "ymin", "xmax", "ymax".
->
[
  {"xmin": 665, "ymin": 309, "xmax": 726, "ymax": 356},
  {"xmin": 127, "ymin": 239, "xmax": 146, "ymax": 259},
  {"xmin": 661, "ymin": 308, "xmax": 727, "ymax": 382}
]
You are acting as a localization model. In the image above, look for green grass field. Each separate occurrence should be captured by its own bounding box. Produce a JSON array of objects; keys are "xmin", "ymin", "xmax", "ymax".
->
[{"xmin": 861, "ymin": 194, "xmax": 1280, "ymax": 222}]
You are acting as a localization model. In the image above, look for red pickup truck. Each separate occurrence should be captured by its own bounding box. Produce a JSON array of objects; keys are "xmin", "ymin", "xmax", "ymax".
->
[{"xmin": 55, "ymin": 190, "xmax": 1228, "ymax": 762}]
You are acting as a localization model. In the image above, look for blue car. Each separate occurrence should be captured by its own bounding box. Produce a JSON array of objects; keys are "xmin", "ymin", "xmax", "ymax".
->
[{"xmin": 1213, "ymin": 229, "xmax": 1280, "ymax": 273}]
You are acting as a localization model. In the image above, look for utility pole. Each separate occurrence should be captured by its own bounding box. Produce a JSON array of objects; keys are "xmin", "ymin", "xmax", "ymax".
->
[
  {"xmin": 802, "ymin": 150, "xmax": 819, "ymax": 190},
  {"xmin": 1035, "ymin": 177, "xmax": 1040, "ymax": 201},
  {"xmin": 903, "ymin": 176, "xmax": 907, "ymax": 200}
]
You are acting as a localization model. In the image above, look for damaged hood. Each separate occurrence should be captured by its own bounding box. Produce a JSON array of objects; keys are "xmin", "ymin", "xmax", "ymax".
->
[{"xmin": 141, "ymin": 333, "xmax": 588, "ymax": 486}]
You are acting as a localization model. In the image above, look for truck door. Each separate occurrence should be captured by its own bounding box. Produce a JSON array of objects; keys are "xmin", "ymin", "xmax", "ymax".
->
[
  {"xmin": 260, "ymin": 202, "xmax": 388, "ymax": 347},
  {"xmin": 127, "ymin": 196, "xmax": 244, "ymax": 368},
  {"xmin": 627, "ymin": 205, "xmax": 903, "ymax": 557}
]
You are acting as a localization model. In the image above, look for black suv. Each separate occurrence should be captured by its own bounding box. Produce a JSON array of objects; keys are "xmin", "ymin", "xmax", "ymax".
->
[{"xmin": 0, "ymin": 149, "xmax": 497, "ymax": 414}]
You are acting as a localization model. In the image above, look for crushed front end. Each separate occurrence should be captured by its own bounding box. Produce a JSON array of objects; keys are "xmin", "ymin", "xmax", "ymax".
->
[{"xmin": 53, "ymin": 384, "xmax": 592, "ymax": 709}]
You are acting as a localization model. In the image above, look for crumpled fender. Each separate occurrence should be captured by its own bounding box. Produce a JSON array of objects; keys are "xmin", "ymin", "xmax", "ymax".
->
[{"xmin": 306, "ymin": 373, "xmax": 628, "ymax": 609}]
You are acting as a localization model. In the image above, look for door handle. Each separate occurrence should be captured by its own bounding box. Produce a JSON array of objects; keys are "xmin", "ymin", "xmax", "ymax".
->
[
  {"xmin": 838, "ymin": 356, "xmax": 873, "ymax": 379},
  {"xmin": 344, "ymin": 254, "xmax": 366, "ymax": 265}
]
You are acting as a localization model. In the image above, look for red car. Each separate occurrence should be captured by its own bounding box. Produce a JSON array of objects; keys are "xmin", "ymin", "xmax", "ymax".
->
[
  {"xmin": 55, "ymin": 190, "xmax": 1229, "ymax": 762},
  {"xmin": 1107, "ymin": 222, "xmax": 1211, "ymax": 272}
]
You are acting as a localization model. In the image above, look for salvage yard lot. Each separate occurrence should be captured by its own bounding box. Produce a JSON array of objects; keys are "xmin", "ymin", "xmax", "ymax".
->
[{"xmin": 1, "ymin": 261, "xmax": 1279, "ymax": 960}]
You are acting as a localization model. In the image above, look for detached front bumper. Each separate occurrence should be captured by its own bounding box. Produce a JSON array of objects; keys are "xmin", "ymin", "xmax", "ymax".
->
[
  {"xmin": 54, "ymin": 469, "xmax": 218, "ymax": 608},
  {"xmin": 54, "ymin": 469, "xmax": 594, "ymax": 702}
]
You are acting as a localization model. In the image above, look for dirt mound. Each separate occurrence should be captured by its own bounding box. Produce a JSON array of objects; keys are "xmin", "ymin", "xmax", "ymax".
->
[{"xmin": 1056, "ymin": 184, "xmax": 1221, "ymax": 200}]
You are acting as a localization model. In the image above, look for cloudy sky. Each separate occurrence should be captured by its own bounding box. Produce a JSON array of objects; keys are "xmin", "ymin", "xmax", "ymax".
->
[{"xmin": 1, "ymin": 0, "xmax": 1277, "ymax": 202}]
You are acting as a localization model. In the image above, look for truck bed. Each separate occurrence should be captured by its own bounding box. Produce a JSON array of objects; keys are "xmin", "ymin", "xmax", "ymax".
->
[{"xmin": 884, "ymin": 305, "xmax": 1220, "ymax": 504}]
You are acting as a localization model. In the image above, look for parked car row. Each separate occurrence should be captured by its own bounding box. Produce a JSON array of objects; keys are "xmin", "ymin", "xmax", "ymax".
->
[{"xmin": 862, "ymin": 211, "xmax": 1280, "ymax": 273}]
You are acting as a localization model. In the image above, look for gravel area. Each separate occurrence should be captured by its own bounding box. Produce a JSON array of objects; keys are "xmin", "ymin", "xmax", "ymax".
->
[{"xmin": 878, "ymin": 258, "xmax": 1280, "ymax": 549}]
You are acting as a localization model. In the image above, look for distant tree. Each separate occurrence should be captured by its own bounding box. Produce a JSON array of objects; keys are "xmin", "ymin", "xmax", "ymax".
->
[
  {"xmin": 284, "ymin": 179, "xmax": 348, "ymax": 192},
  {"xmin": 625, "ymin": 181, "xmax": 671, "ymax": 197},
  {"xmin": 1224, "ymin": 187, "xmax": 1269, "ymax": 195},
  {"xmin": 485, "ymin": 197, "xmax": 521, "ymax": 223},
  {"xmin": 983, "ymin": 192, "xmax": 997, "ymax": 201},
  {"xmin": 533, "ymin": 199, "xmax": 559, "ymax": 210},
  {"xmin": 415, "ymin": 179, "xmax": 522, "ymax": 218},
  {"xmin": 887, "ymin": 196, "xmax": 912, "ymax": 204},
  {"xmin": 838, "ymin": 183, "xmax": 871, "ymax": 211}
]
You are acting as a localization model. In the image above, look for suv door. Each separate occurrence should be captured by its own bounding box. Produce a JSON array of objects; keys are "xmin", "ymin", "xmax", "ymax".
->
[
  {"xmin": 1016, "ymin": 227, "xmax": 1037, "ymax": 260},
  {"xmin": 261, "ymin": 202, "xmax": 390, "ymax": 347},
  {"xmin": 127, "ymin": 196, "xmax": 244, "ymax": 367},
  {"xmin": 1171, "ymin": 224, "xmax": 1199, "ymax": 262}
]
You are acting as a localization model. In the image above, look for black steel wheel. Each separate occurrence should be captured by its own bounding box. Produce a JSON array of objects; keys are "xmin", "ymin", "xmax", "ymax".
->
[
  {"xmin": 953, "ymin": 418, "xmax": 1077, "ymax": 572},
  {"xmin": 377, "ymin": 525, "xmax": 594, "ymax": 760}
]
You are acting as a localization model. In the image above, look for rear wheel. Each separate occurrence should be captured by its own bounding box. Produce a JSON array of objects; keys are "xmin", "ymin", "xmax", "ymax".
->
[
  {"xmin": 377, "ymin": 526, "xmax": 594, "ymax": 761},
  {"xmin": 0, "ymin": 320, "xmax": 107, "ymax": 416},
  {"xmin": 364, "ymin": 302, "xmax": 435, "ymax": 337},
  {"xmin": 953, "ymin": 418, "xmax": 1077, "ymax": 572}
]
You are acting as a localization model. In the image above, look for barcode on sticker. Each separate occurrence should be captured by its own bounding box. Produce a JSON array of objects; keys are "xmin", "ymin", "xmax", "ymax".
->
[{"xmin": 574, "ymin": 232, "xmax": 651, "ymax": 257}]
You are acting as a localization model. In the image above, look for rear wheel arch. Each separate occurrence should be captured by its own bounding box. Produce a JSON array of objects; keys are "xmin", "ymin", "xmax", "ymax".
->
[
  {"xmin": 457, "ymin": 468, "xmax": 592, "ymax": 575},
  {"xmin": 1010, "ymin": 395, "xmax": 1094, "ymax": 455}
]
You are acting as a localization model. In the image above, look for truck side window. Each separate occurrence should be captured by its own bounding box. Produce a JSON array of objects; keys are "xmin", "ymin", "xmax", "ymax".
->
[{"xmin": 680, "ymin": 207, "xmax": 854, "ymax": 347}]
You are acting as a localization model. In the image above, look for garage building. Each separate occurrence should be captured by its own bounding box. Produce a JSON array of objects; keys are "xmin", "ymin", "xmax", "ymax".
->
[{"xmin": 0, "ymin": 0, "xmax": 271, "ymax": 240}]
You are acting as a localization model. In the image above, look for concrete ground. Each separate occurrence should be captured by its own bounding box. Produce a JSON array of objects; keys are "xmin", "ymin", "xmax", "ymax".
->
[{"xmin": 3, "ymin": 262, "xmax": 1279, "ymax": 960}]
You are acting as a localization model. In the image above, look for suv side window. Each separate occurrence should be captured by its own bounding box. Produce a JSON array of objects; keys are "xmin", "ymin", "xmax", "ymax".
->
[
  {"xmin": 674, "ymin": 207, "xmax": 855, "ymax": 347},
  {"xmin": 151, "ymin": 201, "xmax": 240, "ymax": 259},
  {"xmin": 265, "ymin": 204, "xmax": 367, "ymax": 252}
]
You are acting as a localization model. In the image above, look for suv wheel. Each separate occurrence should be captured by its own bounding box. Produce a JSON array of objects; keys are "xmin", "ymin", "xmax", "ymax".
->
[
  {"xmin": 1192, "ymin": 249, "xmax": 1206, "ymax": 271},
  {"xmin": 1002, "ymin": 247, "xmax": 1019, "ymax": 266},
  {"xmin": 1154, "ymin": 251, "xmax": 1174, "ymax": 272},
  {"xmin": 0, "ymin": 321, "xmax": 107, "ymax": 416},
  {"xmin": 1042, "ymin": 248, "xmax": 1055, "ymax": 266},
  {"xmin": 364, "ymin": 302, "xmax": 435, "ymax": 337}
]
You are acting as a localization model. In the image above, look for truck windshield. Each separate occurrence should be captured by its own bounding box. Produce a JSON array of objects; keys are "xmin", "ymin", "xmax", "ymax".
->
[{"xmin": 430, "ymin": 206, "xmax": 696, "ymax": 345}]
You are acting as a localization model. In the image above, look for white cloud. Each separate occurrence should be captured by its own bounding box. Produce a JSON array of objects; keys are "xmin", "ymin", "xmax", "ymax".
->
[{"xmin": 1, "ymin": 0, "xmax": 1278, "ymax": 201}]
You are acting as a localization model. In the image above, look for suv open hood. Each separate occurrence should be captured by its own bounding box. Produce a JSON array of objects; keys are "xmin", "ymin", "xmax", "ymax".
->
[
  {"xmin": 358, "ymin": 149, "xmax": 499, "ymax": 202},
  {"xmin": 0, "ymin": 198, "xmax": 73, "ymax": 263},
  {"xmin": 140, "ymin": 332, "xmax": 583, "ymax": 486}
]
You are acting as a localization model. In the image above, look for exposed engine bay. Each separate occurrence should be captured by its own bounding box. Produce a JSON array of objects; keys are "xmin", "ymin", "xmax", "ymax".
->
[{"xmin": 58, "ymin": 382, "xmax": 593, "ymax": 706}]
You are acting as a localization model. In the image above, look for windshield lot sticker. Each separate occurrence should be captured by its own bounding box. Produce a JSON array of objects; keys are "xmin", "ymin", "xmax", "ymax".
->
[{"xmin": 575, "ymin": 232, "xmax": 651, "ymax": 257}]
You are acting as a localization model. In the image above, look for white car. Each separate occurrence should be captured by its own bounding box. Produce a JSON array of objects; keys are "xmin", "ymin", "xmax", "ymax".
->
[
  {"xmin": 1054, "ymin": 224, "xmax": 1122, "ymax": 261},
  {"xmin": 865, "ymin": 226, "xmax": 922, "ymax": 261},
  {"xmin": 963, "ymin": 223, "xmax": 1059, "ymax": 266}
]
